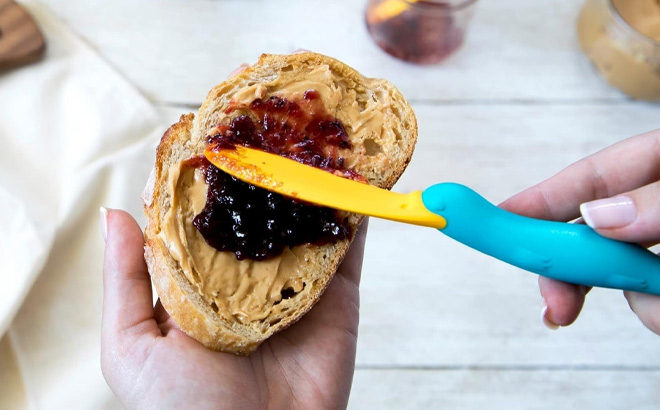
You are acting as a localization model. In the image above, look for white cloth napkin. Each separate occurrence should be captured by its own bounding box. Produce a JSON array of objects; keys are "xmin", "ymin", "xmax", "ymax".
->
[{"xmin": 0, "ymin": 2, "xmax": 163, "ymax": 408}]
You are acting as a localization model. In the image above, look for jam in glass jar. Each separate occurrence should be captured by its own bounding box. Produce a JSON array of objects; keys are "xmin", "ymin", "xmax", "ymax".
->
[{"xmin": 365, "ymin": 0, "xmax": 479, "ymax": 64}]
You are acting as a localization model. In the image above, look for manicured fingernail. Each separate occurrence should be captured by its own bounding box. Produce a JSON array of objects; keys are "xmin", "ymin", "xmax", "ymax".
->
[
  {"xmin": 580, "ymin": 196, "xmax": 636, "ymax": 229},
  {"xmin": 572, "ymin": 217, "xmax": 584, "ymax": 225},
  {"xmin": 100, "ymin": 207, "xmax": 108, "ymax": 242},
  {"xmin": 542, "ymin": 302, "xmax": 559, "ymax": 330}
]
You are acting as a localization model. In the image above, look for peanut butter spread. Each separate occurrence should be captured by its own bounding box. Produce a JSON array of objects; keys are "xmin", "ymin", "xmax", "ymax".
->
[
  {"xmin": 162, "ymin": 164, "xmax": 307, "ymax": 324},
  {"xmin": 614, "ymin": 0, "xmax": 660, "ymax": 42},
  {"xmin": 230, "ymin": 65, "xmax": 385, "ymax": 145},
  {"xmin": 578, "ymin": 0, "xmax": 660, "ymax": 100},
  {"xmin": 159, "ymin": 66, "xmax": 385, "ymax": 325}
]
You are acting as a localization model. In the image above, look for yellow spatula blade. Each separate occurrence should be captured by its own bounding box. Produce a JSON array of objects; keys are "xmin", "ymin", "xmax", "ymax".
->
[{"xmin": 204, "ymin": 146, "xmax": 447, "ymax": 229}]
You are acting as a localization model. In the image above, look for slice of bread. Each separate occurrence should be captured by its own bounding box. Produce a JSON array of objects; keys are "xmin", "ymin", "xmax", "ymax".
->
[{"xmin": 143, "ymin": 52, "xmax": 417, "ymax": 355}]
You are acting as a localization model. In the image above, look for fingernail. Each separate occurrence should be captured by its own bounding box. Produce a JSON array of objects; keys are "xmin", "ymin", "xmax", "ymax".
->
[
  {"xmin": 100, "ymin": 207, "xmax": 108, "ymax": 242},
  {"xmin": 542, "ymin": 302, "xmax": 559, "ymax": 330},
  {"xmin": 572, "ymin": 217, "xmax": 585, "ymax": 225},
  {"xmin": 580, "ymin": 196, "xmax": 636, "ymax": 229}
]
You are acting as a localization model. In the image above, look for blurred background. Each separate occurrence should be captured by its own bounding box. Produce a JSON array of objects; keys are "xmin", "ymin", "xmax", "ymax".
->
[{"xmin": 1, "ymin": 0, "xmax": 659, "ymax": 409}]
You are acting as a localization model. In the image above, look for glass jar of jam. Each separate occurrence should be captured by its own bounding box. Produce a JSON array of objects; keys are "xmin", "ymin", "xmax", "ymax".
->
[
  {"xmin": 578, "ymin": 0, "xmax": 660, "ymax": 101},
  {"xmin": 365, "ymin": 0, "xmax": 479, "ymax": 64}
]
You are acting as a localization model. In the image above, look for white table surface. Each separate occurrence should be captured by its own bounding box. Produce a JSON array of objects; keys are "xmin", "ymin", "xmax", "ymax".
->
[{"xmin": 38, "ymin": 0, "xmax": 660, "ymax": 408}]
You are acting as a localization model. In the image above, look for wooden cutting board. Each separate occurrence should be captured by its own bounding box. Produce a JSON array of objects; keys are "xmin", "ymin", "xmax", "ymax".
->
[{"xmin": 0, "ymin": 0, "xmax": 45, "ymax": 71}]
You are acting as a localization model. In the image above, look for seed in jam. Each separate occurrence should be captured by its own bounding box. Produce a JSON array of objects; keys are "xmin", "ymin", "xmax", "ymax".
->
[{"xmin": 194, "ymin": 92, "xmax": 361, "ymax": 261}]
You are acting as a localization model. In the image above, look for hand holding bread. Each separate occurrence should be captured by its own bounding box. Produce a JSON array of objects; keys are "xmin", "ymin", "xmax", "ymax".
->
[
  {"xmin": 101, "ymin": 208, "xmax": 367, "ymax": 410},
  {"xmin": 102, "ymin": 52, "xmax": 417, "ymax": 409}
]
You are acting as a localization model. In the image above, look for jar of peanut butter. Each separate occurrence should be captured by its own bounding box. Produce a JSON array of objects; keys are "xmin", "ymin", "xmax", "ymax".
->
[{"xmin": 578, "ymin": 0, "xmax": 660, "ymax": 101}]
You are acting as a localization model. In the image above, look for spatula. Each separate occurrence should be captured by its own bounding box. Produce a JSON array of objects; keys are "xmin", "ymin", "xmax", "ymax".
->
[{"xmin": 205, "ymin": 146, "xmax": 660, "ymax": 295}]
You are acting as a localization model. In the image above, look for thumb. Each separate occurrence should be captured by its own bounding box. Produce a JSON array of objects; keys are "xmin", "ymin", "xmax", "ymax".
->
[
  {"xmin": 624, "ymin": 291, "xmax": 660, "ymax": 336},
  {"xmin": 102, "ymin": 208, "xmax": 159, "ymax": 339},
  {"xmin": 579, "ymin": 180, "xmax": 660, "ymax": 244}
]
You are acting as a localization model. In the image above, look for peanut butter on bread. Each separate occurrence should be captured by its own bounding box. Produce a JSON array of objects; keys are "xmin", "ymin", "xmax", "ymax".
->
[{"xmin": 143, "ymin": 52, "xmax": 417, "ymax": 355}]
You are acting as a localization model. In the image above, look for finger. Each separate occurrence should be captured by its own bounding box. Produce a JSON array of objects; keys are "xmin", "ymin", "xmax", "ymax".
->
[
  {"xmin": 295, "ymin": 219, "xmax": 367, "ymax": 336},
  {"xmin": 624, "ymin": 291, "xmax": 660, "ymax": 335},
  {"xmin": 500, "ymin": 129, "xmax": 660, "ymax": 222},
  {"xmin": 500, "ymin": 131, "xmax": 659, "ymax": 329},
  {"xmin": 580, "ymin": 181, "xmax": 660, "ymax": 243},
  {"xmin": 227, "ymin": 63, "xmax": 250, "ymax": 78},
  {"xmin": 336, "ymin": 218, "xmax": 368, "ymax": 287},
  {"xmin": 291, "ymin": 219, "xmax": 367, "ymax": 332},
  {"xmin": 228, "ymin": 50, "xmax": 310, "ymax": 79},
  {"xmin": 102, "ymin": 208, "xmax": 159, "ymax": 338},
  {"xmin": 276, "ymin": 220, "xmax": 368, "ymax": 352},
  {"xmin": 539, "ymin": 276, "xmax": 590, "ymax": 328}
]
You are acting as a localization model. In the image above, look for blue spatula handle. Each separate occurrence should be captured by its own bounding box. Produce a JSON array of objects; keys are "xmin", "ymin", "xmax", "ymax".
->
[{"xmin": 421, "ymin": 183, "xmax": 660, "ymax": 295}]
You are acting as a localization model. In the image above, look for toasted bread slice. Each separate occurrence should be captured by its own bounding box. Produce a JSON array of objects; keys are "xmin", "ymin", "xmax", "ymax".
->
[{"xmin": 143, "ymin": 52, "xmax": 417, "ymax": 355}]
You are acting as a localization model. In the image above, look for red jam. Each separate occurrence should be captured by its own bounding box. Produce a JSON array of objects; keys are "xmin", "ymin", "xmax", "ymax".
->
[
  {"xmin": 193, "ymin": 91, "xmax": 359, "ymax": 261},
  {"xmin": 208, "ymin": 91, "xmax": 359, "ymax": 177},
  {"xmin": 366, "ymin": 1, "xmax": 465, "ymax": 64}
]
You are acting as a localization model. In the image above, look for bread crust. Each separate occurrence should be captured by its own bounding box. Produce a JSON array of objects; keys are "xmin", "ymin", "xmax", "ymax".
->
[{"xmin": 143, "ymin": 53, "xmax": 417, "ymax": 355}]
